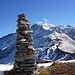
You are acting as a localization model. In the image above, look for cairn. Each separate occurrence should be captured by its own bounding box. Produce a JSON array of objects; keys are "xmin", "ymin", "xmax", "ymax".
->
[{"xmin": 13, "ymin": 14, "xmax": 37, "ymax": 75}]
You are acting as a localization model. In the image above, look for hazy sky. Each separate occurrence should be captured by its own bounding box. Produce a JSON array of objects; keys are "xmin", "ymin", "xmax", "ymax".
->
[{"xmin": 0, "ymin": 0, "xmax": 75, "ymax": 37}]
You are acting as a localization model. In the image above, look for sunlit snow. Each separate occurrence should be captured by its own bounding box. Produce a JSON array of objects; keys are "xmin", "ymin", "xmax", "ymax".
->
[
  {"xmin": 0, "ymin": 64, "xmax": 13, "ymax": 75},
  {"xmin": 0, "ymin": 64, "xmax": 13, "ymax": 71},
  {"xmin": 49, "ymin": 31, "xmax": 75, "ymax": 53},
  {"xmin": 37, "ymin": 62, "xmax": 54, "ymax": 67}
]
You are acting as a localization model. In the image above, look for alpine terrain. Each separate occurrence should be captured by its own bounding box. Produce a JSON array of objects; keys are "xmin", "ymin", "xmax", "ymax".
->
[{"xmin": 0, "ymin": 22, "xmax": 75, "ymax": 64}]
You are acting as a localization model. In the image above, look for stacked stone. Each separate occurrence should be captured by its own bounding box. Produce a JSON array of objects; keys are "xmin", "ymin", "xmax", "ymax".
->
[{"xmin": 14, "ymin": 14, "xmax": 37, "ymax": 75}]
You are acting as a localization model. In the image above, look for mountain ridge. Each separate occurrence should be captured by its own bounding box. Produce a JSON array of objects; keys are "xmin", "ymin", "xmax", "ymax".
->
[{"xmin": 0, "ymin": 23, "xmax": 75, "ymax": 63}]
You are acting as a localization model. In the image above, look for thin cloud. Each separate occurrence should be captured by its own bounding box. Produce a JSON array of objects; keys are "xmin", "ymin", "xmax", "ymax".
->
[
  {"xmin": 35, "ymin": 18, "xmax": 49, "ymax": 25},
  {"xmin": 43, "ymin": 18, "xmax": 48, "ymax": 23}
]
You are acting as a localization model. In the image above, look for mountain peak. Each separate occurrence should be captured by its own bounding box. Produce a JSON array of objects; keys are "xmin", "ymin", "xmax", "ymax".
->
[
  {"xmin": 31, "ymin": 22, "xmax": 55, "ymax": 31},
  {"xmin": 36, "ymin": 22, "xmax": 55, "ymax": 27},
  {"xmin": 58, "ymin": 25, "xmax": 73, "ymax": 29}
]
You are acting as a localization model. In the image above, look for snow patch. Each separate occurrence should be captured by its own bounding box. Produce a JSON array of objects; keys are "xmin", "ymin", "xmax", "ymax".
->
[
  {"xmin": 59, "ymin": 59, "xmax": 75, "ymax": 63},
  {"xmin": 0, "ymin": 64, "xmax": 13, "ymax": 71},
  {"xmin": 37, "ymin": 62, "xmax": 54, "ymax": 67},
  {"xmin": 2, "ymin": 46, "xmax": 7, "ymax": 51}
]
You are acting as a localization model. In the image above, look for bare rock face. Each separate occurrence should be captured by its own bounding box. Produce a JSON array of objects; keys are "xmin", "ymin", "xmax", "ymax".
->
[{"xmin": 13, "ymin": 14, "xmax": 37, "ymax": 75}]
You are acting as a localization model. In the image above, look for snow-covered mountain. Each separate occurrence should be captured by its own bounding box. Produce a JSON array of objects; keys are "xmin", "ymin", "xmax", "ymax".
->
[
  {"xmin": 0, "ymin": 22, "xmax": 75, "ymax": 63},
  {"xmin": 0, "ymin": 34, "xmax": 16, "ymax": 64}
]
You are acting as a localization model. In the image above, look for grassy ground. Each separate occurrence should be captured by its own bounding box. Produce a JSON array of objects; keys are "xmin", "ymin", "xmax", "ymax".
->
[{"xmin": 35, "ymin": 62, "xmax": 75, "ymax": 75}]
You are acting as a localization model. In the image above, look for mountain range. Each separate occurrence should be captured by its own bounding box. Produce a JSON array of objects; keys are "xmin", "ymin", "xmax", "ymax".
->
[{"xmin": 0, "ymin": 22, "xmax": 75, "ymax": 64}]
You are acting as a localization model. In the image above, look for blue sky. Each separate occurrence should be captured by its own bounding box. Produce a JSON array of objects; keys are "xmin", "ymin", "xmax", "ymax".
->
[{"xmin": 0, "ymin": 0, "xmax": 75, "ymax": 37}]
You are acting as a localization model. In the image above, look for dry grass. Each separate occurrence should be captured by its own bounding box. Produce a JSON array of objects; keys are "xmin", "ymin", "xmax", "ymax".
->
[{"xmin": 35, "ymin": 62, "xmax": 75, "ymax": 75}]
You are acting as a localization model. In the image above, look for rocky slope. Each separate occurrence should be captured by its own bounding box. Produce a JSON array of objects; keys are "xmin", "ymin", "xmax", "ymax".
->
[{"xmin": 0, "ymin": 23, "xmax": 75, "ymax": 63}]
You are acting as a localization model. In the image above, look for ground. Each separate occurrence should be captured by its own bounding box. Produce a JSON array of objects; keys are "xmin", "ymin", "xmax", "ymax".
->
[
  {"xmin": 1, "ymin": 60, "xmax": 75, "ymax": 75},
  {"xmin": 35, "ymin": 62, "xmax": 75, "ymax": 75}
]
